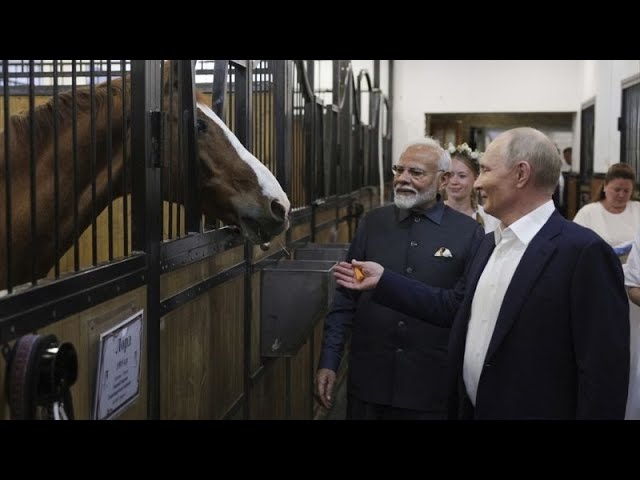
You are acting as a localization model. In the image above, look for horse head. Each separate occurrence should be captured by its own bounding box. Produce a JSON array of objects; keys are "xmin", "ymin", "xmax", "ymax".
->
[{"xmin": 162, "ymin": 61, "xmax": 290, "ymax": 244}]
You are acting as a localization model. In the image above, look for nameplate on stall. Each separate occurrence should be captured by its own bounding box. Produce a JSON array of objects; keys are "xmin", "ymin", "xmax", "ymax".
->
[{"xmin": 93, "ymin": 310, "xmax": 143, "ymax": 420}]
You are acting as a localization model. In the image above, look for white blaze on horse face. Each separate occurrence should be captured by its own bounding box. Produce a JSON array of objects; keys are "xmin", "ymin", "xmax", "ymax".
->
[{"xmin": 196, "ymin": 102, "xmax": 291, "ymax": 218}]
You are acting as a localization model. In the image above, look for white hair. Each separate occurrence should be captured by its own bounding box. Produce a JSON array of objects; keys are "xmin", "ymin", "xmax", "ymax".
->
[{"xmin": 400, "ymin": 137, "xmax": 451, "ymax": 172}]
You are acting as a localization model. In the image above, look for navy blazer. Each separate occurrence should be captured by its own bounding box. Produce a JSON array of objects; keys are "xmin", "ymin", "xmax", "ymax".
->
[{"xmin": 374, "ymin": 211, "xmax": 629, "ymax": 419}]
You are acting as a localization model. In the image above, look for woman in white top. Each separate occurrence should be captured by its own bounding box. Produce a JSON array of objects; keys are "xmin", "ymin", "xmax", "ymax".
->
[
  {"xmin": 575, "ymin": 162, "xmax": 640, "ymax": 420},
  {"xmin": 573, "ymin": 163, "xmax": 640, "ymax": 251},
  {"xmin": 444, "ymin": 143, "xmax": 500, "ymax": 233}
]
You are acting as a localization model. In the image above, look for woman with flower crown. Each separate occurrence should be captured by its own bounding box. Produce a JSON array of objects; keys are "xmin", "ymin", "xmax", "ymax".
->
[{"xmin": 443, "ymin": 143, "xmax": 500, "ymax": 233}]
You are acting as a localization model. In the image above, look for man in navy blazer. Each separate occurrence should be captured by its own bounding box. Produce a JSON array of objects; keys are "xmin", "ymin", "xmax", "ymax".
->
[{"xmin": 333, "ymin": 127, "xmax": 629, "ymax": 419}]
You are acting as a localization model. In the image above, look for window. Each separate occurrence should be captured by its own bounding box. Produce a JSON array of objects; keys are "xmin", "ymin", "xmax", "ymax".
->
[{"xmin": 620, "ymin": 81, "xmax": 640, "ymax": 180}]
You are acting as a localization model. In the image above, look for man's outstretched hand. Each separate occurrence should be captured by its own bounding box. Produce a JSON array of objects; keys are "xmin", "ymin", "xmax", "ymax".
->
[{"xmin": 333, "ymin": 260, "xmax": 384, "ymax": 291}]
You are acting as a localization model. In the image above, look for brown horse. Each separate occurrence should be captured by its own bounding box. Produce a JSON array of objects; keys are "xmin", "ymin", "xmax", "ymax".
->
[{"xmin": 0, "ymin": 61, "xmax": 290, "ymax": 290}]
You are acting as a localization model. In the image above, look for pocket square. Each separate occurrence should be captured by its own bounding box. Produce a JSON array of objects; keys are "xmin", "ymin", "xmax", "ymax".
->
[{"xmin": 434, "ymin": 247, "xmax": 453, "ymax": 258}]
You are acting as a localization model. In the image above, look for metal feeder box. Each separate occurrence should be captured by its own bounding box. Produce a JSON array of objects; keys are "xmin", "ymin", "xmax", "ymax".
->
[
  {"xmin": 294, "ymin": 243, "xmax": 350, "ymax": 262},
  {"xmin": 261, "ymin": 259, "xmax": 337, "ymax": 357}
]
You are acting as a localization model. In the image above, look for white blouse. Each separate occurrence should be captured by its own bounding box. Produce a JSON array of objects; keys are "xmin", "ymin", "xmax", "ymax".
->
[{"xmin": 573, "ymin": 201, "xmax": 640, "ymax": 248}]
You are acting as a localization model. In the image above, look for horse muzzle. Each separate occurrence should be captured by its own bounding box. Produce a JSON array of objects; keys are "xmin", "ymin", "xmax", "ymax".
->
[{"xmin": 239, "ymin": 199, "xmax": 289, "ymax": 244}]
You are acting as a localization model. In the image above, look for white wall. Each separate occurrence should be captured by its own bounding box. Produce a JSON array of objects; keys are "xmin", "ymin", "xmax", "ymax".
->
[
  {"xmin": 392, "ymin": 60, "xmax": 582, "ymax": 161},
  {"xmin": 580, "ymin": 60, "xmax": 640, "ymax": 173}
]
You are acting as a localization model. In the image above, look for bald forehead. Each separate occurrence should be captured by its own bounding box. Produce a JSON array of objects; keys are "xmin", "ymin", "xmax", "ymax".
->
[
  {"xmin": 400, "ymin": 144, "xmax": 439, "ymax": 166},
  {"xmin": 485, "ymin": 135, "xmax": 508, "ymax": 157}
]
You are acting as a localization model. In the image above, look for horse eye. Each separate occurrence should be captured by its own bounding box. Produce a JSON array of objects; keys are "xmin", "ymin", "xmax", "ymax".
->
[{"xmin": 196, "ymin": 118, "xmax": 207, "ymax": 134}]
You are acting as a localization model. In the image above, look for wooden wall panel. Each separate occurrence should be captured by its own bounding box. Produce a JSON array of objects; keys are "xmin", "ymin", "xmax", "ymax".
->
[
  {"xmin": 250, "ymin": 271, "xmax": 261, "ymax": 375},
  {"xmin": 290, "ymin": 222, "xmax": 311, "ymax": 243},
  {"xmin": 314, "ymin": 226, "xmax": 339, "ymax": 244},
  {"xmin": 160, "ymin": 244, "xmax": 245, "ymax": 301},
  {"xmin": 289, "ymin": 338, "xmax": 312, "ymax": 419},
  {"xmin": 250, "ymin": 357, "xmax": 286, "ymax": 419},
  {"xmin": 315, "ymin": 207, "xmax": 336, "ymax": 225},
  {"xmin": 160, "ymin": 276, "xmax": 244, "ymax": 419}
]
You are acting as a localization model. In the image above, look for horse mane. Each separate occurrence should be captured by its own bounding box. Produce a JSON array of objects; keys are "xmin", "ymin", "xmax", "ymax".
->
[{"xmin": 5, "ymin": 77, "xmax": 127, "ymax": 156}]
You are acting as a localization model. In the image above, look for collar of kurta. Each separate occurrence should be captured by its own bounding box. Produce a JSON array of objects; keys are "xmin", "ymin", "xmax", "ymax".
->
[{"xmin": 396, "ymin": 197, "xmax": 445, "ymax": 225}]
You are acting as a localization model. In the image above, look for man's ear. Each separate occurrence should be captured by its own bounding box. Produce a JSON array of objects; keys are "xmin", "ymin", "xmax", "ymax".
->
[
  {"xmin": 439, "ymin": 171, "xmax": 450, "ymax": 189},
  {"xmin": 515, "ymin": 161, "xmax": 531, "ymax": 188}
]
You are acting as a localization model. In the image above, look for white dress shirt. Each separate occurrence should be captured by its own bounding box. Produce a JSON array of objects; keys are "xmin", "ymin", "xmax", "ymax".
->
[{"xmin": 463, "ymin": 200, "xmax": 556, "ymax": 406}]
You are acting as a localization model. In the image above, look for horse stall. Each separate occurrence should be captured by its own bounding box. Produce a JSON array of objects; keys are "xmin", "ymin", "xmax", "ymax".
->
[{"xmin": 0, "ymin": 60, "xmax": 392, "ymax": 419}]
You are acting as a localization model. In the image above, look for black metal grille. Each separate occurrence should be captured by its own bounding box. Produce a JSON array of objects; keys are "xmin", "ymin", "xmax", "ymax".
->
[{"xmin": 621, "ymin": 82, "xmax": 640, "ymax": 181}]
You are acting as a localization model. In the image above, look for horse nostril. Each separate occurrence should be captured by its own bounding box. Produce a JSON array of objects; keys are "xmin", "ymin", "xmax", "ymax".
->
[{"xmin": 271, "ymin": 200, "xmax": 286, "ymax": 222}]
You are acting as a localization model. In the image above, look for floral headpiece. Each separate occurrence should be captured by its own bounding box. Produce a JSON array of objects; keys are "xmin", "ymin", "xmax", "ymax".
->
[{"xmin": 447, "ymin": 142, "xmax": 482, "ymax": 160}]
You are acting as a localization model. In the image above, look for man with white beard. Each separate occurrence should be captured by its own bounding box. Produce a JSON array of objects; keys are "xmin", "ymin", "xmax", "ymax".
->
[{"xmin": 316, "ymin": 138, "xmax": 484, "ymax": 419}]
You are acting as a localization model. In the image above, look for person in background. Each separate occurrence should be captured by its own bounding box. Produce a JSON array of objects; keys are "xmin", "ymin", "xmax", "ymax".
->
[
  {"xmin": 561, "ymin": 147, "xmax": 572, "ymax": 172},
  {"xmin": 445, "ymin": 143, "xmax": 500, "ymax": 233},
  {"xmin": 333, "ymin": 127, "xmax": 629, "ymax": 420},
  {"xmin": 572, "ymin": 163, "xmax": 640, "ymax": 258},
  {"xmin": 315, "ymin": 138, "xmax": 483, "ymax": 420},
  {"xmin": 552, "ymin": 146, "xmax": 569, "ymax": 217},
  {"xmin": 623, "ymin": 228, "xmax": 640, "ymax": 420},
  {"xmin": 578, "ymin": 163, "xmax": 640, "ymax": 422}
]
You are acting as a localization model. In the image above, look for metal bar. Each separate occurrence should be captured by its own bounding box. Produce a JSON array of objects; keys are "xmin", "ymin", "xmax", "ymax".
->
[
  {"xmin": 52, "ymin": 60, "xmax": 60, "ymax": 279},
  {"xmin": 388, "ymin": 61, "xmax": 394, "ymax": 171},
  {"xmin": 121, "ymin": 59, "xmax": 129, "ymax": 257},
  {"xmin": 71, "ymin": 60, "xmax": 80, "ymax": 271},
  {"xmin": 211, "ymin": 60, "xmax": 228, "ymax": 120},
  {"xmin": 175, "ymin": 63, "xmax": 182, "ymax": 237},
  {"xmin": 90, "ymin": 60, "xmax": 98, "ymax": 266},
  {"xmin": 164, "ymin": 61, "xmax": 173, "ymax": 239},
  {"xmin": 227, "ymin": 65, "xmax": 234, "ymax": 131},
  {"xmin": 3, "ymin": 60, "xmax": 13, "ymax": 292},
  {"xmin": 106, "ymin": 61, "xmax": 114, "ymax": 261},
  {"xmin": 307, "ymin": 60, "xmax": 315, "ymax": 91},
  {"xmin": 260, "ymin": 64, "xmax": 264, "ymax": 159},
  {"xmin": 273, "ymin": 61, "xmax": 291, "ymax": 200},
  {"xmin": 0, "ymin": 254, "xmax": 147, "ymax": 344},
  {"xmin": 131, "ymin": 60, "xmax": 163, "ymax": 420},
  {"xmin": 233, "ymin": 61, "xmax": 254, "ymax": 419},
  {"xmin": 332, "ymin": 60, "xmax": 341, "ymax": 106},
  {"xmin": 160, "ymin": 227, "xmax": 244, "ymax": 272},
  {"xmin": 316, "ymin": 102, "xmax": 324, "ymax": 199},
  {"xmin": 305, "ymin": 100, "xmax": 315, "ymax": 239},
  {"xmin": 28, "ymin": 60, "xmax": 36, "ymax": 285},
  {"xmin": 180, "ymin": 60, "xmax": 201, "ymax": 234}
]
